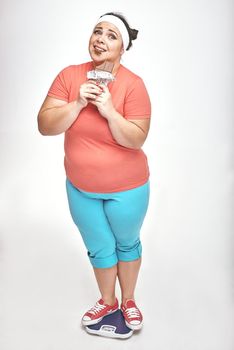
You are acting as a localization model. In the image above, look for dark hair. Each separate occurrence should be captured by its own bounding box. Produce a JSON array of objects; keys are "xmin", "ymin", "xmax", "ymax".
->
[{"xmin": 100, "ymin": 12, "xmax": 138, "ymax": 50}]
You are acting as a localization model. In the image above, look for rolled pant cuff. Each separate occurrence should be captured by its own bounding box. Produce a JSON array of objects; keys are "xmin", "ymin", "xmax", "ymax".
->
[
  {"xmin": 88, "ymin": 252, "xmax": 118, "ymax": 268},
  {"xmin": 117, "ymin": 243, "xmax": 142, "ymax": 262}
]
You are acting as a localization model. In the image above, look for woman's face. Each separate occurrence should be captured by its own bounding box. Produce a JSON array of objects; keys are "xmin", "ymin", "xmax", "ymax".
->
[{"xmin": 89, "ymin": 21, "xmax": 124, "ymax": 66}]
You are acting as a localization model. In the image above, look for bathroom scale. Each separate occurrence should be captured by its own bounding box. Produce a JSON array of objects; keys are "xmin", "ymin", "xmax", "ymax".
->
[{"xmin": 85, "ymin": 309, "xmax": 133, "ymax": 339}]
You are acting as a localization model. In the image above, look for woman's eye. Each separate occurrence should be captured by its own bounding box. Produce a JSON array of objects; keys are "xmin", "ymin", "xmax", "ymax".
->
[
  {"xmin": 109, "ymin": 34, "xmax": 117, "ymax": 40},
  {"xmin": 93, "ymin": 30, "xmax": 117, "ymax": 40}
]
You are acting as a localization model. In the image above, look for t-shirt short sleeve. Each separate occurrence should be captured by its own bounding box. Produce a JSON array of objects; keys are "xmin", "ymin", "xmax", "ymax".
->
[
  {"xmin": 124, "ymin": 77, "xmax": 151, "ymax": 119},
  {"xmin": 47, "ymin": 67, "xmax": 70, "ymax": 102}
]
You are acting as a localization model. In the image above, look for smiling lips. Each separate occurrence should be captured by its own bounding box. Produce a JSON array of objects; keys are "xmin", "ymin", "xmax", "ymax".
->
[{"xmin": 94, "ymin": 45, "xmax": 107, "ymax": 53}]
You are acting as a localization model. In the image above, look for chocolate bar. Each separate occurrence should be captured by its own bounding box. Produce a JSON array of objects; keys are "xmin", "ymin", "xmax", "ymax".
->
[{"xmin": 87, "ymin": 61, "xmax": 115, "ymax": 85}]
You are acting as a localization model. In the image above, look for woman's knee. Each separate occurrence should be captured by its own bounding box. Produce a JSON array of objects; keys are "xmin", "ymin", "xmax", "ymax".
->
[
  {"xmin": 116, "ymin": 239, "xmax": 142, "ymax": 262},
  {"xmin": 88, "ymin": 249, "xmax": 118, "ymax": 268}
]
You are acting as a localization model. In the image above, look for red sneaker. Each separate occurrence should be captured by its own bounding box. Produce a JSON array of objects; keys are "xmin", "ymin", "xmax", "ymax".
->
[
  {"xmin": 82, "ymin": 298, "xmax": 119, "ymax": 326},
  {"xmin": 121, "ymin": 299, "xmax": 143, "ymax": 330}
]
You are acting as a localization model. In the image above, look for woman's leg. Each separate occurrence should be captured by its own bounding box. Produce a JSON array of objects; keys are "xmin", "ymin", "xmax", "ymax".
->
[
  {"xmin": 93, "ymin": 265, "xmax": 118, "ymax": 305},
  {"xmin": 117, "ymin": 258, "xmax": 141, "ymax": 305},
  {"xmin": 104, "ymin": 182, "xmax": 150, "ymax": 304},
  {"xmin": 66, "ymin": 179, "xmax": 118, "ymax": 304}
]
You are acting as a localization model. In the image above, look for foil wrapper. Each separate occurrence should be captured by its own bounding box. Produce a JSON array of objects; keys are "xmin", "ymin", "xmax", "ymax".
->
[{"xmin": 87, "ymin": 70, "xmax": 115, "ymax": 85}]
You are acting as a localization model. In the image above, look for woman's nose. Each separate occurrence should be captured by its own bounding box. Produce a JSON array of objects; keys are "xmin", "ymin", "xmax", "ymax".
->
[{"xmin": 97, "ymin": 34, "xmax": 105, "ymax": 44}]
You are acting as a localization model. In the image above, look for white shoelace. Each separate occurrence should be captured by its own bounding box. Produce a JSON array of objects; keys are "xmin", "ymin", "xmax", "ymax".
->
[
  {"xmin": 125, "ymin": 307, "xmax": 140, "ymax": 319},
  {"xmin": 88, "ymin": 302, "xmax": 106, "ymax": 315}
]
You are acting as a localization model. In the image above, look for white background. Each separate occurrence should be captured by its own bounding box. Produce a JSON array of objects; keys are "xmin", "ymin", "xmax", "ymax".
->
[{"xmin": 0, "ymin": 0, "xmax": 233, "ymax": 349}]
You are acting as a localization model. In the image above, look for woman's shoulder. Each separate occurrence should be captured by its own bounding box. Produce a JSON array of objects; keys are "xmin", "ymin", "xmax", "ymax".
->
[
  {"xmin": 53, "ymin": 62, "xmax": 93, "ymax": 87},
  {"xmin": 119, "ymin": 64, "xmax": 141, "ymax": 78},
  {"xmin": 116, "ymin": 65, "xmax": 147, "ymax": 93},
  {"xmin": 59, "ymin": 62, "xmax": 93, "ymax": 75},
  {"xmin": 118, "ymin": 64, "xmax": 143, "ymax": 83}
]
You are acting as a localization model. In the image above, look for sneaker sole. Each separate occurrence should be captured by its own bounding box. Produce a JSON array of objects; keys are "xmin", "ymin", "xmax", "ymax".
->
[
  {"xmin": 125, "ymin": 320, "xmax": 143, "ymax": 331},
  {"xmin": 82, "ymin": 308, "xmax": 118, "ymax": 326}
]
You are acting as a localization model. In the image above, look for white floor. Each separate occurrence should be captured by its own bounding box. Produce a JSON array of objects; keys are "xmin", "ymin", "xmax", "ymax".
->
[{"xmin": 0, "ymin": 132, "xmax": 233, "ymax": 350}]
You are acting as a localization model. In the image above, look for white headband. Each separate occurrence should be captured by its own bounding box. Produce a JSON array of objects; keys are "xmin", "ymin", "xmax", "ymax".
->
[{"xmin": 96, "ymin": 15, "xmax": 130, "ymax": 51}]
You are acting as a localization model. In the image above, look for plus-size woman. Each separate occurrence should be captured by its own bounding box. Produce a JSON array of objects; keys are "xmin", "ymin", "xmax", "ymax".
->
[{"xmin": 38, "ymin": 12, "xmax": 151, "ymax": 330}]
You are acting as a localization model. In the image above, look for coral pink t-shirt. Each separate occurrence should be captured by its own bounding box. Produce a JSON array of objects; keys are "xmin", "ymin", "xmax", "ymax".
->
[{"xmin": 47, "ymin": 62, "xmax": 151, "ymax": 193}]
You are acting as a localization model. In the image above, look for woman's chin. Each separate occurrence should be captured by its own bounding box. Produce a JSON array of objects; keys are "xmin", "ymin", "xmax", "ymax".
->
[
  {"xmin": 90, "ymin": 51, "xmax": 109, "ymax": 63},
  {"xmin": 92, "ymin": 57, "xmax": 106, "ymax": 66}
]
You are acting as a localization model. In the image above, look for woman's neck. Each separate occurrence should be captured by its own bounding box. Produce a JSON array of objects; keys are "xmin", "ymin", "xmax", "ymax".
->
[{"xmin": 93, "ymin": 60, "xmax": 121, "ymax": 76}]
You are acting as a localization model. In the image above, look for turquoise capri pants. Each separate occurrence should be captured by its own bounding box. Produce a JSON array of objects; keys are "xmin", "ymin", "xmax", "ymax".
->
[{"xmin": 66, "ymin": 179, "xmax": 150, "ymax": 268}]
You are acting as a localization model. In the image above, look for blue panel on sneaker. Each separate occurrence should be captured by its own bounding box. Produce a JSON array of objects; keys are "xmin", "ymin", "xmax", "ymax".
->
[{"xmin": 85, "ymin": 310, "xmax": 133, "ymax": 339}]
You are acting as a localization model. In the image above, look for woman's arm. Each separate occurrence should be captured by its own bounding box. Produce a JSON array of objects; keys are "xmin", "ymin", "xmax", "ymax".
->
[
  {"xmin": 37, "ymin": 80, "xmax": 103, "ymax": 135},
  {"xmin": 90, "ymin": 84, "xmax": 151, "ymax": 149},
  {"xmin": 37, "ymin": 97, "xmax": 84, "ymax": 135},
  {"xmin": 107, "ymin": 112, "xmax": 150, "ymax": 149}
]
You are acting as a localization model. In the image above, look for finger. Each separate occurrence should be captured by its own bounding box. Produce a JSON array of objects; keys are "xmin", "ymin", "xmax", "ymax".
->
[
  {"xmin": 87, "ymin": 80, "xmax": 104, "ymax": 90},
  {"xmin": 88, "ymin": 85, "xmax": 103, "ymax": 94},
  {"xmin": 99, "ymin": 84, "xmax": 108, "ymax": 93},
  {"xmin": 83, "ymin": 79, "xmax": 96, "ymax": 86},
  {"xmin": 82, "ymin": 81, "xmax": 102, "ymax": 91},
  {"xmin": 83, "ymin": 93, "xmax": 99, "ymax": 100},
  {"xmin": 93, "ymin": 95, "xmax": 103, "ymax": 103},
  {"xmin": 81, "ymin": 87, "xmax": 101, "ymax": 97},
  {"xmin": 89, "ymin": 99, "xmax": 99, "ymax": 106}
]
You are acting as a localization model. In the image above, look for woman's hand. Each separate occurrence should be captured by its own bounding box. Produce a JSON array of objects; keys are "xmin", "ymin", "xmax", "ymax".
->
[
  {"xmin": 89, "ymin": 84, "xmax": 115, "ymax": 120},
  {"xmin": 78, "ymin": 80, "xmax": 150, "ymax": 149},
  {"xmin": 78, "ymin": 80, "xmax": 103, "ymax": 107}
]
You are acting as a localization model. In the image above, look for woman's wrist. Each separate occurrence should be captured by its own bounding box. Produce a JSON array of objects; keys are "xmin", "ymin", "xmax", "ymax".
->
[
  {"xmin": 105, "ymin": 108, "xmax": 120, "ymax": 122},
  {"xmin": 73, "ymin": 99, "xmax": 86, "ymax": 112}
]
